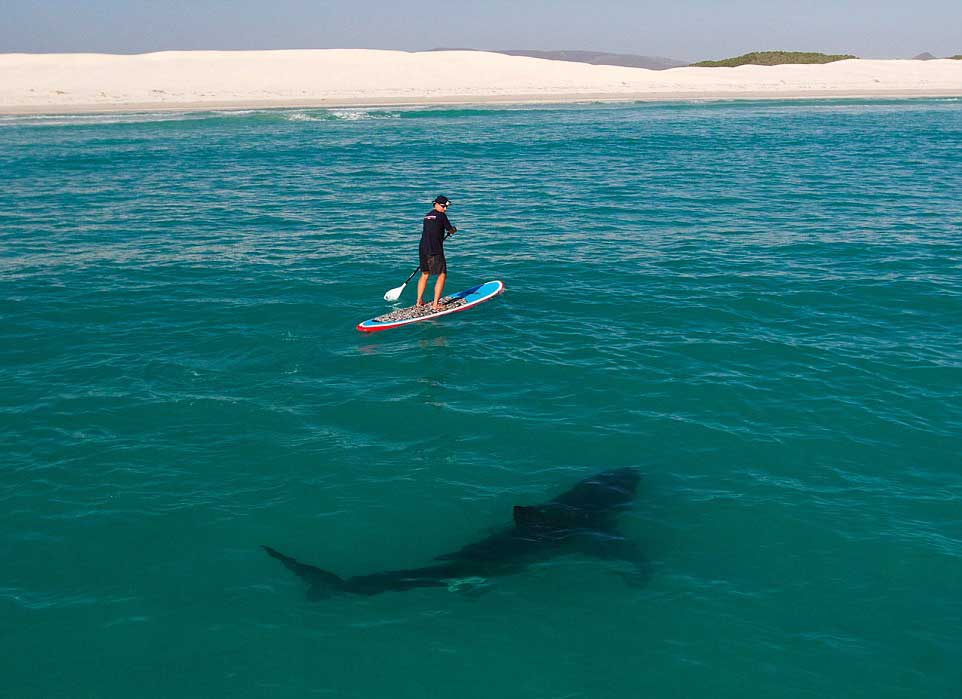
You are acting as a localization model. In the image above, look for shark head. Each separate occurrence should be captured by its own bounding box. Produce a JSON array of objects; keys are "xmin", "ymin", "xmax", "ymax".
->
[
  {"xmin": 512, "ymin": 468, "xmax": 641, "ymax": 534},
  {"xmin": 548, "ymin": 467, "xmax": 640, "ymax": 512}
]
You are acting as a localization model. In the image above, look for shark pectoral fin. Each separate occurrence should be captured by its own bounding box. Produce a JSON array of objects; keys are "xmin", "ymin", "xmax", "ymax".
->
[
  {"xmin": 444, "ymin": 576, "xmax": 492, "ymax": 596},
  {"xmin": 615, "ymin": 557, "xmax": 652, "ymax": 588},
  {"xmin": 582, "ymin": 537, "xmax": 652, "ymax": 588},
  {"xmin": 262, "ymin": 545, "xmax": 345, "ymax": 597}
]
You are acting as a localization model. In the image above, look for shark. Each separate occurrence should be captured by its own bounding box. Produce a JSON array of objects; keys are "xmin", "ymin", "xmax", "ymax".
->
[{"xmin": 262, "ymin": 467, "xmax": 648, "ymax": 598}]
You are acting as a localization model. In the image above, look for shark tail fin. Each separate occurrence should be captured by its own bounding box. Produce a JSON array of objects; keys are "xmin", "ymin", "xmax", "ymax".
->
[{"xmin": 262, "ymin": 545, "xmax": 346, "ymax": 599}]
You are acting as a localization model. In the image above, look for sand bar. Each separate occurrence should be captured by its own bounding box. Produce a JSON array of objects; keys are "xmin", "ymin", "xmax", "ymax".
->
[{"xmin": 1, "ymin": 50, "xmax": 961, "ymax": 114}]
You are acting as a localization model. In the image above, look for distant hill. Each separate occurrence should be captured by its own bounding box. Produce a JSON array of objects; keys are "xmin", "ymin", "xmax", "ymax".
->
[
  {"xmin": 429, "ymin": 48, "xmax": 686, "ymax": 71},
  {"xmin": 913, "ymin": 52, "xmax": 937, "ymax": 60},
  {"xmin": 499, "ymin": 50, "xmax": 687, "ymax": 70},
  {"xmin": 951, "ymin": 55, "xmax": 962, "ymax": 60},
  {"xmin": 691, "ymin": 51, "xmax": 857, "ymax": 67}
]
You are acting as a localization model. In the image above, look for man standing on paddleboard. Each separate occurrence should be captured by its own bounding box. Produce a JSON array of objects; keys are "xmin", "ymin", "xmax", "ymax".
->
[{"xmin": 417, "ymin": 195, "xmax": 457, "ymax": 310}]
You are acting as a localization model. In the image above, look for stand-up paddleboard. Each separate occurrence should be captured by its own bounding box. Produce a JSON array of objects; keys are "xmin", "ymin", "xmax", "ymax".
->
[{"xmin": 356, "ymin": 280, "xmax": 504, "ymax": 333}]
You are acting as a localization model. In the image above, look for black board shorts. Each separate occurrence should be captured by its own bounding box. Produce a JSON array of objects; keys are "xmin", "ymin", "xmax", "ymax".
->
[{"xmin": 420, "ymin": 255, "xmax": 447, "ymax": 275}]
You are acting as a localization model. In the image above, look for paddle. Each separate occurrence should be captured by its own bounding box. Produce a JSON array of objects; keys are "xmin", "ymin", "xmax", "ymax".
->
[{"xmin": 383, "ymin": 230, "xmax": 455, "ymax": 302}]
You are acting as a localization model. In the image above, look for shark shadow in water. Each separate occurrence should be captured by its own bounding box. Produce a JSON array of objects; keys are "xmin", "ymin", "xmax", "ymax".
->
[{"xmin": 263, "ymin": 467, "xmax": 648, "ymax": 598}]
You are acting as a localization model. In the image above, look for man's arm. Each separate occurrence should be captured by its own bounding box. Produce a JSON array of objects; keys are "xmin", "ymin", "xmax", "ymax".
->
[{"xmin": 442, "ymin": 212, "xmax": 457, "ymax": 235}]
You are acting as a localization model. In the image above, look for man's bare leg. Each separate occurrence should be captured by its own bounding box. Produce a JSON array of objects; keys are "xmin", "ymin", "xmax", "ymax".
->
[
  {"xmin": 432, "ymin": 272, "xmax": 446, "ymax": 310},
  {"xmin": 416, "ymin": 271, "xmax": 430, "ymax": 306}
]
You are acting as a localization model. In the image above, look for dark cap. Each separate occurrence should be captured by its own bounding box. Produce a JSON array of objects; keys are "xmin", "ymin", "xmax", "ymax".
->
[{"xmin": 433, "ymin": 195, "xmax": 450, "ymax": 206}]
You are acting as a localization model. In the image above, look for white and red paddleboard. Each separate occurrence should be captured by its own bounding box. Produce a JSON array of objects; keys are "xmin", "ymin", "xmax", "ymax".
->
[{"xmin": 356, "ymin": 280, "xmax": 504, "ymax": 333}]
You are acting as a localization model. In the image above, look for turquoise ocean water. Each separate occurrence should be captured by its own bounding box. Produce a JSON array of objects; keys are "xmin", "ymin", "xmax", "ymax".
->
[{"xmin": 2, "ymin": 99, "xmax": 961, "ymax": 698}]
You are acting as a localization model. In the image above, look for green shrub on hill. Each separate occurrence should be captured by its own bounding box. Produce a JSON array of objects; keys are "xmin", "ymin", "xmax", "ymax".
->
[
  {"xmin": 691, "ymin": 51, "xmax": 857, "ymax": 67},
  {"xmin": 950, "ymin": 55, "xmax": 962, "ymax": 60}
]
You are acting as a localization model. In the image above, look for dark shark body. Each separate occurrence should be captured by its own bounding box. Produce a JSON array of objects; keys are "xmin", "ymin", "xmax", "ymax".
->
[{"xmin": 263, "ymin": 467, "xmax": 647, "ymax": 598}]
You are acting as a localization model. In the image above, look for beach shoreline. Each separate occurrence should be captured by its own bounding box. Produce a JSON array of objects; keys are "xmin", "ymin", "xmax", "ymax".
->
[
  {"xmin": 2, "ymin": 49, "xmax": 961, "ymax": 116},
  {"xmin": 2, "ymin": 89, "xmax": 962, "ymax": 116}
]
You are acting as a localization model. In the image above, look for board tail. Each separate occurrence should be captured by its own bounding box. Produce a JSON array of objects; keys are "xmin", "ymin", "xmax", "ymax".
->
[{"xmin": 262, "ymin": 545, "xmax": 346, "ymax": 599}]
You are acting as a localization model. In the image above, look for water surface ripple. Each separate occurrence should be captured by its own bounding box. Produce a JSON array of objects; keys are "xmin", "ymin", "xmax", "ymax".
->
[{"xmin": 2, "ymin": 99, "xmax": 961, "ymax": 698}]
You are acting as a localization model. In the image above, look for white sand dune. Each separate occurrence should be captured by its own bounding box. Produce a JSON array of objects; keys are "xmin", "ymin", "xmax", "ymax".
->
[{"xmin": 1, "ymin": 49, "xmax": 961, "ymax": 114}]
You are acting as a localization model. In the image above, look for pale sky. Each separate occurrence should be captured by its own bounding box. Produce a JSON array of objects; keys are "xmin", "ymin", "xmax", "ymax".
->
[{"xmin": 3, "ymin": 0, "xmax": 960, "ymax": 61}]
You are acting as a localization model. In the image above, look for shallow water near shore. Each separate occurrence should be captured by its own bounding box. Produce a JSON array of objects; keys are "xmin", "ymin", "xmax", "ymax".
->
[{"xmin": 2, "ymin": 99, "xmax": 961, "ymax": 698}]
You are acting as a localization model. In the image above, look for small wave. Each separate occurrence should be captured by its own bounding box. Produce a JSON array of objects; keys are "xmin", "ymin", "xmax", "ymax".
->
[
  {"xmin": 283, "ymin": 111, "xmax": 336, "ymax": 122},
  {"xmin": 279, "ymin": 108, "xmax": 401, "ymax": 122},
  {"xmin": 329, "ymin": 109, "xmax": 401, "ymax": 121}
]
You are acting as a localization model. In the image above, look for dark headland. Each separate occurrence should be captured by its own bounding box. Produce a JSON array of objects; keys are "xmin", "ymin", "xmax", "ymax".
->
[{"xmin": 691, "ymin": 51, "xmax": 857, "ymax": 67}]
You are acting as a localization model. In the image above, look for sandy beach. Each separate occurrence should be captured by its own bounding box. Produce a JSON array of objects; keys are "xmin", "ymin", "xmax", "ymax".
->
[{"xmin": 1, "ymin": 49, "xmax": 961, "ymax": 114}]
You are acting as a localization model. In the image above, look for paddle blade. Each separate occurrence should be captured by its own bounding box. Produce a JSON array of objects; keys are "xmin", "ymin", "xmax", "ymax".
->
[{"xmin": 384, "ymin": 283, "xmax": 406, "ymax": 302}]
